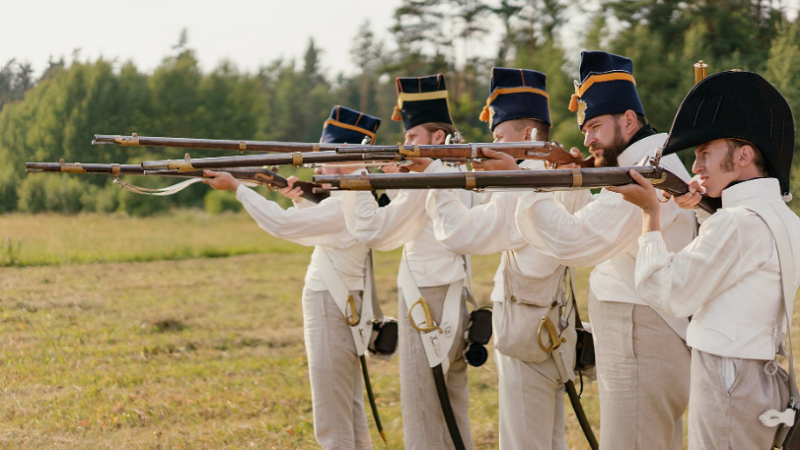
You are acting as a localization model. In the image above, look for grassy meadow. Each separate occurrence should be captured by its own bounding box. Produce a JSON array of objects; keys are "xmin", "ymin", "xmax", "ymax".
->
[{"xmin": 0, "ymin": 210, "xmax": 788, "ymax": 449}]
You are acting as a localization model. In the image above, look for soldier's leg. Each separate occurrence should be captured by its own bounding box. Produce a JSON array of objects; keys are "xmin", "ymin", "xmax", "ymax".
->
[
  {"xmin": 398, "ymin": 285, "xmax": 474, "ymax": 450},
  {"xmin": 302, "ymin": 287, "xmax": 372, "ymax": 450},
  {"xmin": 495, "ymin": 348, "xmax": 566, "ymax": 450},
  {"xmin": 688, "ymin": 350, "xmax": 789, "ymax": 450},
  {"xmin": 589, "ymin": 292, "xmax": 689, "ymax": 450}
]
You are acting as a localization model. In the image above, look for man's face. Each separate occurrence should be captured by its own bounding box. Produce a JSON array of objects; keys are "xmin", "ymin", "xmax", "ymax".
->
[
  {"xmin": 492, "ymin": 121, "xmax": 528, "ymax": 143},
  {"xmin": 404, "ymin": 124, "xmax": 439, "ymax": 146},
  {"xmin": 692, "ymin": 139, "xmax": 740, "ymax": 198},
  {"xmin": 582, "ymin": 115, "xmax": 628, "ymax": 167}
]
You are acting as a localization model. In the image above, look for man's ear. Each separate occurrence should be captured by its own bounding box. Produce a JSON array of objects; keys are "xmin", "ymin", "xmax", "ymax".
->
[
  {"xmin": 524, "ymin": 126, "xmax": 535, "ymax": 141},
  {"xmin": 739, "ymin": 145, "xmax": 756, "ymax": 167},
  {"xmin": 622, "ymin": 109, "xmax": 638, "ymax": 134},
  {"xmin": 434, "ymin": 129, "xmax": 447, "ymax": 145}
]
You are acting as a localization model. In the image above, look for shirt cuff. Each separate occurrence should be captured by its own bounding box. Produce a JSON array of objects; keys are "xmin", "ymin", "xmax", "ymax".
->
[
  {"xmin": 235, "ymin": 183, "xmax": 252, "ymax": 202},
  {"xmin": 638, "ymin": 230, "xmax": 664, "ymax": 247}
]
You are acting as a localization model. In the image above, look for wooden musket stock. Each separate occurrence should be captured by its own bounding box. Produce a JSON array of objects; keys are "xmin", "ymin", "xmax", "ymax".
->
[
  {"xmin": 26, "ymin": 161, "xmax": 328, "ymax": 203},
  {"xmin": 314, "ymin": 166, "xmax": 721, "ymax": 214}
]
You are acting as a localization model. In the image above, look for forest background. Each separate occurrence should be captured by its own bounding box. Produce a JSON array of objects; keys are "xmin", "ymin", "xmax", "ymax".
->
[{"xmin": 2, "ymin": 0, "xmax": 800, "ymax": 216}]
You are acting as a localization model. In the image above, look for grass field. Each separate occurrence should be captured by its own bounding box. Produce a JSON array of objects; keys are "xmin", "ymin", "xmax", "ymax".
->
[{"xmin": 0, "ymin": 211, "xmax": 794, "ymax": 449}]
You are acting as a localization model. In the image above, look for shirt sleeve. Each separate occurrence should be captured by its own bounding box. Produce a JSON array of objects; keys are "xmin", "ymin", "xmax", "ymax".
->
[
  {"xmin": 515, "ymin": 184, "xmax": 690, "ymax": 267},
  {"xmin": 426, "ymin": 190, "xmax": 522, "ymax": 255},
  {"xmin": 236, "ymin": 184, "xmax": 349, "ymax": 248},
  {"xmin": 340, "ymin": 162, "xmax": 444, "ymax": 251},
  {"xmin": 634, "ymin": 211, "xmax": 743, "ymax": 318}
]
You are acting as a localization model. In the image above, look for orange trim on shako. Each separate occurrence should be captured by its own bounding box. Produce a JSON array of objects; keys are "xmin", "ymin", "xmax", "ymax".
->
[
  {"xmin": 480, "ymin": 87, "xmax": 550, "ymax": 122},
  {"xmin": 568, "ymin": 72, "xmax": 636, "ymax": 112}
]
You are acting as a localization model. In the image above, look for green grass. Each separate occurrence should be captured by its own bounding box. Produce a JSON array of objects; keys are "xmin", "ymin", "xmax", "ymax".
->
[
  {"xmin": 2, "ymin": 212, "xmax": 794, "ymax": 449},
  {"xmin": 0, "ymin": 211, "xmax": 309, "ymax": 267}
]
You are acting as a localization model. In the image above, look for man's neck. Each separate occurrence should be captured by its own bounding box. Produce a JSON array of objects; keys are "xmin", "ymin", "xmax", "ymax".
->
[{"xmin": 625, "ymin": 123, "xmax": 657, "ymax": 149}]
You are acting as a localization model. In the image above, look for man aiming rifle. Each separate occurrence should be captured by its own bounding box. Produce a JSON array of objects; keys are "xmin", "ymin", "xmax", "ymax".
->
[
  {"xmin": 426, "ymin": 67, "xmax": 595, "ymax": 450},
  {"xmin": 506, "ymin": 51, "xmax": 697, "ymax": 450},
  {"xmin": 342, "ymin": 74, "xmax": 476, "ymax": 450},
  {"xmin": 609, "ymin": 71, "xmax": 800, "ymax": 450},
  {"xmin": 204, "ymin": 106, "xmax": 395, "ymax": 450}
]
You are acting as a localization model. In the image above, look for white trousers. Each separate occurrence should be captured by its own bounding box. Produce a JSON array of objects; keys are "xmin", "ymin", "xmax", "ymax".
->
[
  {"xmin": 302, "ymin": 287, "xmax": 372, "ymax": 450},
  {"xmin": 398, "ymin": 285, "xmax": 474, "ymax": 450},
  {"xmin": 688, "ymin": 349, "xmax": 789, "ymax": 450},
  {"xmin": 495, "ymin": 348, "xmax": 567, "ymax": 450},
  {"xmin": 588, "ymin": 293, "xmax": 690, "ymax": 450}
]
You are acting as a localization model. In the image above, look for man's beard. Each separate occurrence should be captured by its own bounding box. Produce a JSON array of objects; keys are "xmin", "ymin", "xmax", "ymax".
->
[{"xmin": 591, "ymin": 122, "xmax": 628, "ymax": 167}]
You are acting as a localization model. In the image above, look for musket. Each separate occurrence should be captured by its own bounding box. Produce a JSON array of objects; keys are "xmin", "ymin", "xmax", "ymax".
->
[
  {"xmin": 26, "ymin": 160, "xmax": 328, "ymax": 203},
  {"xmin": 314, "ymin": 165, "xmax": 721, "ymax": 214},
  {"xmin": 140, "ymin": 151, "xmax": 404, "ymax": 171},
  {"xmin": 98, "ymin": 133, "xmax": 592, "ymax": 167},
  {"xmin": 336, "ymin": 140, "xmax": 594, "ymax": 167}
]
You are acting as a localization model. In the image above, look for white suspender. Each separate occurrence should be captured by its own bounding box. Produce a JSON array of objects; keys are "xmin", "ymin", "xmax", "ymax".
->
[
  {"xmin": 398, "ymin": 250, "xmax": 462, "ymax": 373},
  {"xmin": 317, "ymin": 247, "xmax": 373, "ymax": 356}
]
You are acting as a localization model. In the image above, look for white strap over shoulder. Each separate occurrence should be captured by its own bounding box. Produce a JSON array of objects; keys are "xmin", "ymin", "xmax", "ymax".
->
[{"xmin": 740, "ymin": 201, "xmax": 800, "ymax": 428}]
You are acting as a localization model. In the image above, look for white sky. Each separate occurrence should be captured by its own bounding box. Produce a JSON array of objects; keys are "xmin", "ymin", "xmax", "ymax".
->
[{"xmin": 2, "ymin": 0, "xmax": 799, "ymax": 78}]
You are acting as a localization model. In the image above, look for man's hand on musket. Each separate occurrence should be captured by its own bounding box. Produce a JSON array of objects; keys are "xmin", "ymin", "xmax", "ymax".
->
[
  {"xmin": 607, "ymin": 169, "xmax": 661, "ymax": 234},
  {"xmin": 279, "ymin": 176, "xmax": 305, "ymax": 202},
  {"xmin": 662, "ymin": 175, "xmax": 705, "ymax": 209},
  {"xmin": 548, "ymin": 148, "xmax": 584, "ymax": 169},
  {"xmin": 472, "ymin": 148, "xmax": 520, "ymax": 171},
  {"xmin": 203, "ymin": 170, "xmax": 240, "ymax": 192}
]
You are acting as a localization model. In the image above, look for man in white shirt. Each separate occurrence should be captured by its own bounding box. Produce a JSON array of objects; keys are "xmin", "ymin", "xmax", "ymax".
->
[
  {"xmin": 608, "ymin": 71, "xmax": 800, "ymax": 450},
  {"xmin": 427, "ymin": 67, "xmax": 587, "ymax": 450},
  {"xmin": 204, "ymin": 106, "xmax": 386, "ymax": 450},
  {"xmin": 342, "ymin": 74, "xmax": 475, "ymax": 450},
  {"xmin": 513, "ymin": 51, "xmax": 697, "ymax": 450}
]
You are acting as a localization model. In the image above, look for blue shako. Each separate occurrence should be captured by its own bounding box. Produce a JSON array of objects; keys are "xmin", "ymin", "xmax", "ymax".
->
[
  {"xmin": 321, "ymin": 105, "xmax": 382, "ymax": 144},
  {"xmin": 568, "ymin": 51, "xmax": 645, "ymax": 130},
  {"xmin": 479, "ymin": 67, "xmax": 551, "ymax": 131}
]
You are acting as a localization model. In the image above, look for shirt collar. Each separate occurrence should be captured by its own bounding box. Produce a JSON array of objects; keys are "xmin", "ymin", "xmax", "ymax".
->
[
  {"xmin": 618, "ymin": 133, "xmax": 668, "ymax": 167},
  {"xmin": 721, "ymin": 177, "xmax": 783, "ymax": 208}
]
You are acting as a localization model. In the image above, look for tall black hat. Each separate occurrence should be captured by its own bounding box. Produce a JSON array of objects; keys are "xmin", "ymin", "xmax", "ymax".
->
[
  {"xmin": 320, "ymin": 105, "xmax": 381, "ymax": 144},
  {"xmin": 662, "ymin": 71, "xmax": 795, "ymax": 198},
  {"xmin": 568, "ymin": 51, "xmax": 645, "ymax": 129},
  {"xmin": 479, "ymin": 67, "xmax": 551, "ymax": 131},
  {"xmin": 392, "ymin": 74, "xmax": 453, "ymax": 131}
]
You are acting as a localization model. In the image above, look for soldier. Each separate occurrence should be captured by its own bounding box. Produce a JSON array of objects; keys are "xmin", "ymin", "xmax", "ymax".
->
[
  {"xmin": 608, "ymin": 71, "xmax": 800, "ymax": 449},
  {"xmin": 341, "ymin": 74, "xmax": 475, "ymax": 450},
  {"xmin": 510, "ymin": 51, "xmax": 697, "ymax": 450},
  {"xmin": 426, "ymin": 67, "xmax": 589, "ymax": 449},
  {"xmin": 203, "ymin": 106, "xmax": 389, "ymax": 450}
]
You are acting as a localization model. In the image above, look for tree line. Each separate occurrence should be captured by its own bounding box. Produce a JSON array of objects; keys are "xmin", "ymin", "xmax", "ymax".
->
[{"xmin": 1, "ymin": 0, "xmax": 799, "ymax": 215}]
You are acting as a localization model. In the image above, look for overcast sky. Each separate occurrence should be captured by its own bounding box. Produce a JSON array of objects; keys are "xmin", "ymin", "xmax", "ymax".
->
[
  {"xmin": 1, "ymin": 0, "xmax": 403, "ymax": 77},
  {"xmin": 3, "ymin": 0, "xmax": 800, "ymax": 79}
]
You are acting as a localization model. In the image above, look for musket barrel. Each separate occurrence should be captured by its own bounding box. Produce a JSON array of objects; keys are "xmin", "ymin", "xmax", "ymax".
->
[
  {"xmin": 92, "ymin": 134, "xmax": 340, "ymax": 153},
  {"xmin": 141, "ymin": 151, "xmax": 401, "ymax": 171}
]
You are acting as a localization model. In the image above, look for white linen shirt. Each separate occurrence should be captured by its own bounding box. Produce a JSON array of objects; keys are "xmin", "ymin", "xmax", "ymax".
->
[
  {"xmin": 341, "ymin": 159, "xmax": 473, "ymax": 288},
  {"xmin": 514, "ymin": 133, "xmax": 698, "ymax": 305},
  {"xmin": 635, "ymin": 178, "xmax": 800, "ymax": 360},
  {"xmin": 236, "ymin": 185, "xmax": 369, "ymax": 292},
  {"xmin": 426, "ymin": 160, "xmax": 591, "ymax": 302}
]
